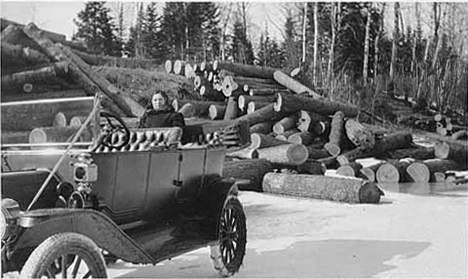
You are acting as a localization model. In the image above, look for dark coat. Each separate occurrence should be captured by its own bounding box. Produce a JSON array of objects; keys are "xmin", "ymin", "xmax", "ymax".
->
[{"xmin": 138, "ymin": 107, "xmax": 185, "ymax": 128}]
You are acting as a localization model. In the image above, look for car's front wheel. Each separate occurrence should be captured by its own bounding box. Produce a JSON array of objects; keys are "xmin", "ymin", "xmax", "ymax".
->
[
  {"xmin": 210, "ymin": 196, "xmax": 247, "ymax": 277},
  {"xmin": 20, "ymin": 232, "xmax": 107, "ymax": 278}
]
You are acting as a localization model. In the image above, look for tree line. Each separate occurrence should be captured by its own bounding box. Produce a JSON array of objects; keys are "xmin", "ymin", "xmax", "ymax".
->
[{"xmin": 73, "ymin": 2, "xmax": 467, "ymax": 115}]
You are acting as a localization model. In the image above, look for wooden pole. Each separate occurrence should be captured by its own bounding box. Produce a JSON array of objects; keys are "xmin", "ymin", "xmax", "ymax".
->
[{"xmin": 257, "ymin": 144, "xmax": 309, "ymax": 165}]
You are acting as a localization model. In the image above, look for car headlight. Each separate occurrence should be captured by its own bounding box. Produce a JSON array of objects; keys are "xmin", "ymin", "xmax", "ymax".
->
[
  {"xmin": 73, "ymin": 163, "xmax": 98, "ymax": 182},
  {"xmin": 1, "ymin": 198, "xmax": 20, "ymax": 241}
]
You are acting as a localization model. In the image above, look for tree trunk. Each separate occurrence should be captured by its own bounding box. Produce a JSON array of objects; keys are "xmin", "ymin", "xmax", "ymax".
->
[
  {"xmin": 274, "ymin": 93, "xmax": 359, "ymax": 117},
  {"xmin": 362, "ymin": 6, "xmax": 372, "ymax": 84},
  {"xmin": 263, "ymin": 173, "xmax": 383, "ymax": 203},
  {"xmin": 389, "ymin": 147, "xmax": 435, "ymax": 160},
  {"xmin": 247, "ymin": 101, "xmax": 270, "ymax": 114},
  {"xmin": 200, "ymin": 85, "xmax": 225, "ymax": 102},
  {"xmin": 257, "ymin": 144, "xmax": 309, "ymax": 165},
  {"xmin": 249, "ymin": 88, "xmax": 291, "ymax": 96},
  {"xmin": 172, "ymin": 99, "xmax": 223, "ymax": 117},
  {"xmin": 297, "ymin": 110, "xmax": 328, "ymax": 133},
  {"xmin": 1, "ymin": 97, "xmax": 94, "ymax": 131},
  {"xmin": 302, "ymin": 2, "xmax": 308, "ymax": 63},
  {"xmin": 250, "ymin": 133, "xmax": 290, "ymax": 149},
  {"xmin": 250, "ymin": 122, "xmax": 274, "ymax": 134},
  {"xmin": 324, "ymin": 111, "xmax": 345, "ymax": 156},
  {"xmin": 389, "ymin": 2, "xmax": 400, "ymax": 81},
  {"xmin": 209, "ymin": 104, "xmax": 227, "ymax": 120},
  {"xmin": 374, "ymin": 3, "xmax": 385, "ymax": 80},
  {"xmin": 238, "ymin": 95, "xmax": 276, "ymax": 111},
  {"xmin": 405, "ymin": 161, "xmax": 430, "ymax": 182},
  {"xmin": 306, "ymin": 146, "xmax": 330, "ymax": 160},
  {"xmin": 345, "ymin": 118, "xmax": 375, "ymax": 148},
  {"xmin": 313, "ymin": 2, "xmax": 319, "ymax": 86},
  {"xmin": 273, "ymin": 115, "xmax": 299, "ymax": 134},
  {"xmin": 237, "ymin": 103, "xmax": 290, "ymax": 126},
  {"xmin": 223, "ymin": 159, "xmax": 274, "ymax": 191},
  {"xmin": 273, "ymin": 71, "xmax": 321, "ymax": 98},
  {"xmin": 1, "ymin": 61, "xmax": 69, "ymax": 90},
  {"xmin": 337, "ymin": 146, "xmax": 370, "ymax": 166},
  {"xmin": 1, "ymin": 42, "xmax": 50, "ymax": 65},
  {"xmin": 376, "ymin": 162, "xmax": 403, "ymax": 183},
  {"xmin": 223, "ymin": 97, "xmax": 238, "ymax": 120},
  {"xmin": 213, "ymin": 60, "xmax": 277, "ymax": 79},
  {"xmin": 424, "ymin": 159, "xmax": 461, "ymax": 182}
]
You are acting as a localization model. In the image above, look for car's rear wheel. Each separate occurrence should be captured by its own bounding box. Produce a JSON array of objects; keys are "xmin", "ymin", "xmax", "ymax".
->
[
  {"xmin": 20, "ymin": 232, "xmax": 107, "ymax": 279},
  {"xmin": 210, "ymin": 196, "xmax": 246, "ymax": 277}
]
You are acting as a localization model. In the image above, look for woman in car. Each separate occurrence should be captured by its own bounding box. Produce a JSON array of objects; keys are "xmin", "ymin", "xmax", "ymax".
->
[{"xmin": 138, "ymin": 91, "xmax": 185, "ymax": 128}]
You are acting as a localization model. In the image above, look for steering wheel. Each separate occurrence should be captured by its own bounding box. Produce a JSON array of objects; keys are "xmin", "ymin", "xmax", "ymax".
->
[{"xmin": 97, "ymin": 110, "xmax": 130, "ymax": 149}]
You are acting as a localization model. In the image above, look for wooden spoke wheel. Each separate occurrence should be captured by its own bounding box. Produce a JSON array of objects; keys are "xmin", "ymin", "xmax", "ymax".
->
[
  {"xmin": 210, "ymin": 196, "xmax": 246, "ymax": 277},
  {"xmin": 20, "ymin": 233, "xmax": 107, "ymax": 279}
]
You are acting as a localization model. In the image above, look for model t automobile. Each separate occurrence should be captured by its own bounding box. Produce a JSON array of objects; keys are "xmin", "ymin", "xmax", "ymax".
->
[{"xmin": 1, "ymin": 96, "xmax": 247, "ymax": 278}]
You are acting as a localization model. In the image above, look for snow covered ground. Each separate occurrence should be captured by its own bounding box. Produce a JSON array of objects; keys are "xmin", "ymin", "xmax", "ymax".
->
[{"xmin": 107, "ymin": 187, "xmax": 467, "ymax": 278}]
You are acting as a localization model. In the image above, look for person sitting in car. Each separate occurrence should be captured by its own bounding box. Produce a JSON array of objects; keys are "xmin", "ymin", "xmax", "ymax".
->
[{"xmin": 138, "ymin": 91, "xmax": 185, "ymax": 128}]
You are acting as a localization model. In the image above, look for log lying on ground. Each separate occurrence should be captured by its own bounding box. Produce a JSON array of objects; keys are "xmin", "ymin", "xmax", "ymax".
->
[
  {"xmin": 434, "ymin": 140, "xmax": 468, "ymax": 166},
  {"xmin": 345, "ymin": 119, "xmax": 375, "ymax": 148},
  {"xmin": 276, "ymin": 128, "xmax": 301, "ymax": 141},
  {"xmin": 296, "ymin": 160, "xmax": 326, "ymax": 175},
  {"xmin": 172, "ymin": 99, "xmax": 223, "ymax": 117},
  {"xmin": 250, "ymin": 121, "xmax": 274, "ymax": 134},
  {"xmin": 199, "ymin": 85, "xmax": 225, "ymax": 101},
  {"xmin": 376, "ymin": 160, "xmax": 430, "ymax": 183},
  {"xmin": 173, "ymin": 60, "xmax": 186, "ymax": 75},
  {"xmin": 336, "ymin": 162, "xmax": 363, "ymax": 178},
  {"xmin": 423, "ymin": 159, "xmax": 461, "ymax": 182},
  {"xmin": 288, "ymin": 131, "xmax": 314, "ymax": 145},
  {"xmin": 1, "ymin": 89, "xmax": 87, "ymax": 103},
  {"xmin": 23, "ymin": 23, "xmax": 144, "ymax": 117},
  {"xmin": 250, "ymin": 133, "xmax": 290, "ymax": 149},
  {"xmin": 178, "ymin": 103, "xmax": 196, "ymax": 118},
  {"xmin": 273, "ymin": 115, "xmax": 298, "ymax": 134},
  {"xmin": 405, "ymin": 161, "xmax": 430, "ymax": 182},
  {"xmin": 238, "ymin": 95, "xmax": 276, "ymax": 111},
  {"xmin": 53, "ymin": 112, "xmax": 67, "ymax": 127},
  {"xmin": 1, "ymin": 42, "xmax": 50, "ymax": 65},
  {"xmin": 73, "ymin": 48, "xmax": 160, "ymax": 70},
  {"xmin": 223, "ymin": 159, "xmax": 274, "ymax": 191},
  {"xmin": 297, "ymin": 110, "xmax": 328, "ymax": 133},
  {"xmin": 236, "ymin": 103, "xmax": 290, "ymax": 126},
  {"xmin": 1, "ymin": 97, "xmax": 94, "ymax": 131},
  {"xmin": 273, "ymin": 71, "xmax": 321, "ymax": 98},
  {"xmin": 29, "ymin": 126, "xmax": 93, "ymax": 144},
  {"xmin": 1, "ymin": 24, "xmax": 42, "ymax": 51},
  {"xmin": 249, "ymin": 88, "xmax": 291, "ymax": 96},
  {"xmin": 263, "ymin": 173, "xmax": 383, "ymax": 203},
  {"xmin": 223, "ymin": 97, "xmax": 238, "ymax": 120},
  {"xmin": 247, "ymin": 101, "xmax": 270, "ymax": 114},
  {"xmin": 1, "ymin": 61, "xmax": 69, "ymax": 90},
  {"xmin": 231, "ymin": 76, "xmax": 279, "ymax": 86},
  {"xmin": 306, "ymin": 146, "xmax": 330, "ymax": 160},
  {"xmin": 324, "ymin": 111, "xmax": 345, "ymax": 156},
  {"xmin": 257, "ymin": 144, "xmax": 309, "ymax": 165},
  {"xmin": 1, "ymin": 130, "xmax": 30, "ymax": 144},
  {"xmin": 209, "ymin": 104, "xmax": 227, "ymax": 120},
  {"xmin": 389, "ymin": 146, "xmax": 435, "ymax": 160},
  {"xmin": 221, "ymin": 76, "xmax": 242, "ymax": 97},
  {"xmin": 213, "ymin": 60, "xmax": 277, "ymax": 79},
  {"xmin": 274, "ymin": 93, "xmax": 359, "ymax": 118}
]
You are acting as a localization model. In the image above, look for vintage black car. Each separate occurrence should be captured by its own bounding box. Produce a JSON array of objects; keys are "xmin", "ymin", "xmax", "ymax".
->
[{"xmin": 1, "ymin": 96, "xmax": 247, "ymax": 278}]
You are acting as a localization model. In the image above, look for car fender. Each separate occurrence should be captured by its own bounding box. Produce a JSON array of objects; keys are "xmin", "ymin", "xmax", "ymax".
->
[
  {"xmin": 198, "ymin": 174, "xmax": 239, "ymax": 222},
  {"xmin": 11, "ymin": 208, "xmax": 155, "ymax": 265}
]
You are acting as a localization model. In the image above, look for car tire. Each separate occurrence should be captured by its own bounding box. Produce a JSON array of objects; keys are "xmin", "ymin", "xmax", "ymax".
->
[
  {"xmin": 210, "ymin": 195, "xmax": 246, "ymax": 277},
  {"xmin": 19, "ymin": 232, "xmax": 107, "ymax": 279}
]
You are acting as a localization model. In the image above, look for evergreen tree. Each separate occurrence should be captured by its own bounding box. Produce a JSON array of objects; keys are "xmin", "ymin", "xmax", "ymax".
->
[
  {"xmin": 282, "ymin": 9, "xmax": 302, "ymax": 71},
  {"xmin": 73, "ymin": 2, "xmax": 121, "ymax": 56},
  {"xmin": 141, "ymin": 2, "xmax": 163, "ymax": 61},
  {"xmin": 232, "ymin": 17, "xmax": 254, "ymax": 64}
]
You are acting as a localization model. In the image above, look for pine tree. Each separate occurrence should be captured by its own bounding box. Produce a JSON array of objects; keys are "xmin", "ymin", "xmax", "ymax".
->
[
  {"xmin": 282, "ymin": 8, "xmax": 301, "ymax": 71},
  {"xmin": 73, "ymin": 2, "xmax": 121, "ymax": 56},
  {"xmin": 141, "ymin": 2, "xmax": 163, "ymax": 61},
  {"xmin": 232, "ymin": 17, "xmax": 254, "ymax": 64}
]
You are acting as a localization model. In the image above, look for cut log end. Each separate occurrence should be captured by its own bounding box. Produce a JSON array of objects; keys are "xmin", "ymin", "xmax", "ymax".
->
[
  {"xmin": 164, "ymin": 60, "xmax": 172, "ymax": 73},
  {"xmin": 376, "ymin": 163, "xmax": 400, "ymax": 183},
  {"xmin": 324, "ymin": 142, "xmax": 341, "ymax": 157},
  {"xmin": 358, "ymin": 181, "xmax": 384, "ymax": 203},
  {"xmin": 287, "ymin": 144, "xmax": 309, "ymax": 165},
  {"xmin": 406, "ymin": 162, "xmax": 430, "ymax": 182}
]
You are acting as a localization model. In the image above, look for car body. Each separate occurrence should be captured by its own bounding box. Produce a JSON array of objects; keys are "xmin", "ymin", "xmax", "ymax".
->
[{"xmin": 1, "ymin": 96, "xmax": 247, "ymax": 278}]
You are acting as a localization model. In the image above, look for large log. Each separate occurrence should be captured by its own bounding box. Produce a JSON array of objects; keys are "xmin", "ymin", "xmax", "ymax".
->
[
  {"xmin": 389, "ymin": 146, "xmax": 435, "ymax": 160},
  {"xmin": 250, "ymin": 133, "xmax": 289, "ymax": 149},
  {"xmin": 273, "ymin": 115, "xmax": 298, "ymax": 134},
  {"xmin": 288, "ymin": 131, "xmax": 314, "ymax": 145},
  {"xmin": 424, "ymin": 159, "xmax": 461, "ymax": 182},
  {"xmin": 250, "ymin": 122, "xmax": 274, "ymax": 134},
  {"xmin": 223, "ymin": 159, "xmax": 274, "ymax": 191},
  {"xmin": 306, "ymin": 146, "xmax": 330, "ymax": 160},
  {"xmin": 1, "ymin": 130, "xmax": 30, "ymax": 144},
  {"xmin": 274, "ymin": 93, "xmax": 359, "ymax": 118},
  {"xmin": 238, "ymin": 95, "xmax": 276, "ymax": 111},
  {"xmin": 1, "ymin": 24, "xmax": 42, "ymax": 51},
  {"xmin": 209, "ymin": 104, "xmax": 227, "ymax": 120},
  {"xmin": 1, "ymin": 42, "xmax": 50, "ymax": 65},
  {"xmin": 373, "ymin": 132, "xmax": 414, "ymax": 154},
  {"xmin": 275, "ymin": 128, "xmax": 301, "ymax": 141},
  {"xmin": 173, "ymin": 60, "xmax": 186, "ymax": 75},
  {"xmin": 236, "ymin": 103, "xmax": 290, "ymax": 126},
  {"xmin": 223, "ymin": 97, "xmax": 238, "ymax": 120},
  {"xmin": 199, "ymin": 85, "xmax": 225, "ymax": 102},
  {"xmin": 249, "ymin": 88, "xmax": 291, "ymax": 96},
  {"xmin": 23, "ymin": 23, "xmax": 143, "ymax": 117},
  {"xmin": 221, "ymin": 76, "xmax": 242, "ymax": 97},
  {"xmin": 1, "ymin": 61, "xmax": 69, "ymax": 90},
  {"xmin": 72, "ymin": 49, "xmax": 160, "ymax": 70},
  {"xmin": 247, "ymin": 101, "xmax": 270, "ymax": 114},
  {"xmin": 324, "ymin": 111, "xmax": 345, "ymax": 156},
  {"xmin": 231, "ymin": 76, "xmax": 279, "ymax": 86},
  {"xmin": 178, "ymin": 103, "xmax": 196, "ymax": 118},
  {"xmin": 273, "ymin": 71, "xmax": 321, "ymax": 98},
  {"xmin": 172, "ymin": 99, "xmax": 221, "ymax": 117},
  {"xmin": 1, "ymin": 89, "xmax": 87, "ymax": 103},
  {"xmin": 262, "ymin": 173, "xmax": 383, "ymax": 203},
  {"xmin": 297, "ymin": 110, "xmax": 328, "ymax": 133},
  {"xmin": 213, "ymin": 60, "xmax": 277, "ymax": 79},
  {"xmin": 256, "ymin": 144, "xmax": 309, "ymax": 165},
  {"xmin": 1, "ymin": 97, "xmax": 94, "ymax": 131},
  {"xmin": 296, "ymin": 160, "xmax": 326, "ymax": 175},
  {"xmin": 336, "ymin": 162, "xmax": 363, "ymax": 178},
  {"xmin": 164, "ymin": 60, "xmax": 172, "ymax": 73},
  {"xmin": 345, "ymin": 119, "xmax": 375, "ymax": 148},
  {"xmin": 434, "ymin": 140, "xmax": 468, "ymax": 166},
  {"xmin": 405, "ymin": 161, "xmax": 430, "ymax": 182}
]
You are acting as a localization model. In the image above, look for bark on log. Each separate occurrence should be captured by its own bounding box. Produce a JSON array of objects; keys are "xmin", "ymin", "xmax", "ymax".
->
[
  {"xmin": 247, "ymin": 101, "xmax": 270, "ymax": 114},
  {"xmin": 324, "ymin": 111, "xmax": 345, "ymax": 156},
  {"xmin": 360, "ymin": 168, "xmax": 376, "ymax": 182},
  {"xmin": 223, "ymin": 159, "xmax": 274, "ymax": 191},
  {"xmin": 434, "ymin": 140, "xmax": 468, "ymax": 167},
  {"xmin": 250, "ymin": 133, "xmax": 290, "ymax": 149},
  {"xmin": 236, "ymin": 103, "xmax": 290, "ymax": 126},
  {"xmin": 213, "ymin": 60, "xmax": 277, "ymax": 79},
  {"xmin": 256, "ymin": 144, "xmax": 309, "ymax": 165},
  {"xmin": 451, "ymin": 130, "xmax": 468, "ymax": 140},
  {"xmin": 23, "ymin": 23, "xmax": 143, "ymax": 117},
  {"xmin": 250, "ymin": 122, "xmax": 274, "ymax": 134},
  {"xmin": 231, "ymin": 76, "xmax": 279, "ymax": 86},
  {"xmin": 172, "ymin": 99, "xmax": 223, "ymax": 117},
  {"xmin": 200, "ymin": 61, "xmax": 213, "ymax": 72},
  {"xmin": 165, "ymin": 60, "xmax": 172, "ymax": 73},
  {"xmin": 389, "ymin": 146, "xmax": 435, "ymax": 160},
  {"xmin": 194, "ymin": 76, "xmax": 210, "ymax": 89},
  {"xmin": 72, "ymin": 49, "xmax": 159, "ymax": 70},
  {"xmin": 336, "ymin": 162, "xmax": 363, "ymax": 178},
  {"xmin": 1, "ymin": 130, "xmax": 30, "ymax": 144},
  {"xmin": 273, "ymin": 115, "xmax": 299, "ymax": 134},
  {"xmin": 288, "ymin": 131, "xmax": 314, "ymax": 145},
  {"xmin": 424, "ymin": 159, "xmax": 461, "ymax": 182},
  {"xmin": 1, "ymin": 97, "xmax": 94, "ymax": 131},
  {"xmin": 249, "ymin": 88, "xmax": 291, "ymax": 96},
  {"xmin": 1, "ymin": 24, "xmax": 42, "ymax": 51},
  {"xmin": 1, "ymin": 42, "xmax": 50, "ymax": 65},
  {"xmin": 238, "ymin": 95, "xmax": 276, "ymax": 111},
  {"xmin": 273, "ymin": 71, "xmax": 321, "ymax": 98},
  {"xmin": 1, "ymin": 19, "xmax": 68, "ymax": 46},
  {"xmin": 224, "ymin": 97, "xmax": 238, "ymax": 120},
  {"xmin": 178, "ymin": 103, "xmax": 196, "ymax": 118},
  {"xmin": 1, "ymin": 61, "xmax": 69, "ymax": 90},
  {"xmin": 199, "ymin": 85, "xmax": 225, "ymax": 102},
  {"xmin": 345, "ymin": 118, "xmax": 375, "ymax": 148},
  {"xmin": 274, "ymin": 93, "xmax": 359, "ymax": 118},
  {"xmin": 209, "ymin": 104, "xmax": 227, "ymax": 120},
  {"xmin": 29, "ymin": 126, "xmax": 92, "ymax": 144},
  {"xmin": 306, "ymin": 146, "xmax": 330, "ymax": 160},
  {"xmin": 317, "ymin": 156, "xmax": 339, "ymax": 169},
  {"xmin": 263, "ymin": 173, "xmax": 383, "ymax": 203},
  {"xmin": 296, "ymin": 160, "xmax": 326, "ymax": 175}
]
